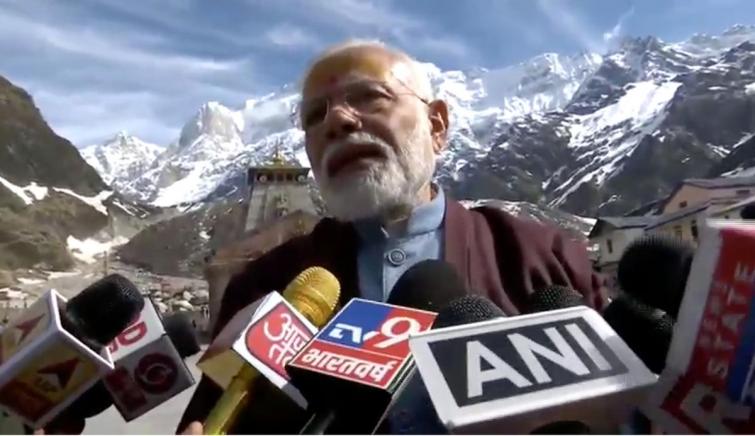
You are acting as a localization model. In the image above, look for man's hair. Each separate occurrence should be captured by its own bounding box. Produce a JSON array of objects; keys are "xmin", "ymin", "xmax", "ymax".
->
[{"xmin": 301, "ymin": 39, "xmax": 434, "ymax": 102}]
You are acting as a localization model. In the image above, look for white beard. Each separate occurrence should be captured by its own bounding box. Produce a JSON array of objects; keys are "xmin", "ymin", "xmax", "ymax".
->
[{"xmin": 314, "ymin": 121, "xmax": 436, "ymax": 222}]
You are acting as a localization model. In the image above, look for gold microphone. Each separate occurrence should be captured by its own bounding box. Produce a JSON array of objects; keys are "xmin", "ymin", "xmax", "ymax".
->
[{"xmin": 203, "ymin": 267, "xmax": 341, "ymax": 435}]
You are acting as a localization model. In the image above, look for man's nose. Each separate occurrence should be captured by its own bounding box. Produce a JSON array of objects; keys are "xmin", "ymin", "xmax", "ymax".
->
[{"xmin": 324, "ymin": 104, "xmax": 361, "ymax": 140}]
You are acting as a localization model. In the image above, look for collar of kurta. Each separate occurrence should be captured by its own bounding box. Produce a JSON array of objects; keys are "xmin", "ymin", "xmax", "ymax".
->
[
  {"xmin": 351, "ymin": 184, "xmax": 446, "ymax": 243},
  {"xmin": 313, "ymin": 192, "xmax": 476, "ymax": 303}
]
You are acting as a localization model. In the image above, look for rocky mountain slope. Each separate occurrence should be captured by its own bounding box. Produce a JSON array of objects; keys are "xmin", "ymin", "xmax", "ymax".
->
[
  {"xmin": 90, "ymin": 25, "xmax": 755, "ymax": 218},
  {"xmin": 0, "ymin": 76, "xmax": 158, "ymax": 286}
]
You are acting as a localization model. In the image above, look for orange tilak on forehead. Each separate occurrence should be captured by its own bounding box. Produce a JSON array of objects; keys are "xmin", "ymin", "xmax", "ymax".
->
[{"xmin": 303, "ymin": 53, "xmax": 394, "ymax": 97}]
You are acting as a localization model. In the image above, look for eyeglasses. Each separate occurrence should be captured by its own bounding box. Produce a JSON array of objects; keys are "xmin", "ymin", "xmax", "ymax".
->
[{"xmin": 292, "ymin": 79, "xmax": 430, "ymax": 131}]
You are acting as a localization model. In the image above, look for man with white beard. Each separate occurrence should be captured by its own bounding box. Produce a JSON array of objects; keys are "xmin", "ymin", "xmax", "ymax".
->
[{"xmin": 177, "ymin": 40, "xmax": 608, "ymax": 434}]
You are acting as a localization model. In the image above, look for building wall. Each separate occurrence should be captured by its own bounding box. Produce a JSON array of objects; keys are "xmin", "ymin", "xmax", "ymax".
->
[
  {"xmin": 206, "ymin": 212, "xmax": 320, "ymax": 333},
  {"xmin": 593, "ymin": 227, "xmax": 645, "ymax": 266},
  {"xmin": 710, "ymin": 201, "xmax": 754, "ymax": 220},
  {"xmin": 663, "ymin": 185, "xmax": 754, "ymax": 215},
  {"xmin": 647, "ymin": 210, "xmax": 707, "ymax": 244},
  {"xmin": 246, "ymin": 180, "xmax": 317, "ymax": 231}
]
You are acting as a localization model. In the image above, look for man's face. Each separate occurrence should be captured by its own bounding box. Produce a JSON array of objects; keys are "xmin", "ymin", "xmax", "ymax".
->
[{"xmin": 300, "ymin": 47, "xmax": 447, "ymax": 222}]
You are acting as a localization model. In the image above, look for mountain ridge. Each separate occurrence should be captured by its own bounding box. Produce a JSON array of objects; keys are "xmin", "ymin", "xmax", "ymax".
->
[{"xmin": 87, "ymin": 25, "xmax": 755, "ymax": 217}]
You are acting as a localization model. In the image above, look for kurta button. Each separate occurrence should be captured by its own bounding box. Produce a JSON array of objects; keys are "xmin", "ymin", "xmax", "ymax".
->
[{"xmin": 387, "ymin": 249, "xmax": 406, "ymax": 266}]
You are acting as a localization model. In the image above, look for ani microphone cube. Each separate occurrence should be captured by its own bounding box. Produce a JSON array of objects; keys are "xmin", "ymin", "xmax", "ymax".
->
[
  {"xmin": 409, "ymin": 306, "xmax": 657, "ymax": 434},
  {"xmin": 0, "ymin": 289, "xmax": 114, "ymax": 428},
  {"xmin": 102, "ymin": 299, "xmax": 195, "ymax": 421}
]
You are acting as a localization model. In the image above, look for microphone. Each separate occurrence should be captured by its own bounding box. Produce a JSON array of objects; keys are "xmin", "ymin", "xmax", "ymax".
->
[
  {"xmin": 289, "ymin": 260, "xmax": 461, "ymax": 434},
  {"xmin": 101, "ymin": 301, "xmax": 202, "ymax": 421},
  {"xmin": 408, "ymin": 294, "xmax": 657, "ymax": 433},
  {"xmin": 741, "ymin": 204, "xmax": 755, "ymax": 220},
  {"xmin": 602, "ymin": 295, "xmax": 673, "ymax": 375},
  {"xmin": 41, "ymin": 307, "xmax": 203, "ymax": 433},
  {"xmin": 526, "ymin": 285, "xmax": 586, "ymax": 314},
  {"xmin": 641, "ymin": 220, "xmax": 755, "ymax": 433},
  {"xmin": 617, "ymin": 234, "xmax": 695, "ymax": 319},
  {"xmin": 0, "ymin": 274, "xmax": 144, "ymax": 429},
  {"xmin": 199, "ymin": 267, "xmax": 341, "ymax": 435}
]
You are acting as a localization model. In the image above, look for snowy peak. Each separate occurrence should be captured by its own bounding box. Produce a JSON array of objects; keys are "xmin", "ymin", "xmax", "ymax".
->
[
  {"xmin": 81, "ymin": 132, "xmax": 162, "ymax": 186},
  {"xmin": 676, "ymin": 24, "xmax": 755, "ymax": 58},
  {"xmin": 178, "ymin": 101, "xmax": 244, "ymax": 148}
]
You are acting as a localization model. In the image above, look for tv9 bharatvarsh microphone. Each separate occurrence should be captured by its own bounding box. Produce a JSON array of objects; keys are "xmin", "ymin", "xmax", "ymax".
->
[
  {"xmin": 198, "ymin": 266, "xmax": 341, "ymax": 435},
  {"xmin": 0, "ymin": 274, "xmax": 143, "ymax": 428},
  {"xmin": 287, "ymin": 260, "xmax": 458, "ymax": 434},
  {"xmin": 408, "ymin": 297, "xmax": 657, "ymax": 434},
  {"xmin": 373, "ymin": 260, "xmax": 473, "ymax": 434},
  {"xmin": 643, "ymin": 220, "xmax": 755, "ymax": 434}
]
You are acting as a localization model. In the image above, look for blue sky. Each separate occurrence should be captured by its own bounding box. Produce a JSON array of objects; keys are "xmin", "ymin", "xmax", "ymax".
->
[{"xmin": 1, "ymin": 0, "xmax": 753, "ymax": 147}]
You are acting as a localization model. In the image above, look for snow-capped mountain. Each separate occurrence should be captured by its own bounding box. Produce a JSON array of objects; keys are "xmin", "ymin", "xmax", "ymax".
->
[
  {"xmin": 97, "ymin": 50, "xmax": 603, "ymax": 208},
  {"xmin": 81, "ymin": 131, "xmax": 163, "ymax": 192},
  {"xmin": 92, "ymin": 25, "xmax": 755, "ymax": 217}
]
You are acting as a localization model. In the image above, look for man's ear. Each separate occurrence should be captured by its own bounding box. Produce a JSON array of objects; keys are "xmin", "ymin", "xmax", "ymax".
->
[{"xmin": 427, "ymin": 100, "xmax": 449, "ymax": 154}]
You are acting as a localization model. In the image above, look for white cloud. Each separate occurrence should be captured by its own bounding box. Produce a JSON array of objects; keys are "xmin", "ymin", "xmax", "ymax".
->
[
  {"xmin": 534, "ymin": 0, "xmax": 603, "ymax": 53},
  {"xmin": 278, "ymin": 0, "xmax": 420, "ymax": 32},
  {"xmin": 266, "ymin": 24, "xmax": 321, "ymax": 49},
  {"xmin": 25, "ymin": 86, "xmax": 179, "ymax": 146},
  {"xmin": 0, "ymin": 11, "xmax": 248, "ymax": 74},
  {"xmin": 603, "ymin": 7, "xmax": 635, "ymax": 50}
]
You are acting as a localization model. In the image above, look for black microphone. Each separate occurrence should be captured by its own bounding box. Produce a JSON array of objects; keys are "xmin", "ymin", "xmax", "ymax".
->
[
  {"xmin": 46, "ymin": 306, "xmax": 203, "ymax": 428},
  {"xmin": 617, "ymin": 234, "xmax": 694, "ymax": 319},
  {"xmin": 2, "ymin": 274, "xmax": 144, "ymax": 432},
  {"xmin": 526, "ymin": 285, "xmax": 586, "ymax": 314},
  {"xmin": 602, "ymin": 295, "xmax": 673, "ymax": 375},
  {"xmin": 742, "ymin": 203, "xmax": 755, "ymax": 219}
]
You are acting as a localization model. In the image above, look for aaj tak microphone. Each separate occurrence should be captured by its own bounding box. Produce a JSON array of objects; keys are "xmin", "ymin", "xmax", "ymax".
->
[
  {"xmin": 0, "ymin": 274, "xmax": 144, "ymax": 429},
  {"xmin": 286, "ymin": 298, "xmax": 438, "ymax": 434},
  {"xmin": 408, "ymin": 303, "xmax": 657, "ymax": 433},
  {"xmin": 643, "ymin": 219, "xmax": 755, "ymax": 434},
  {"xmin": 197, "ymin": 266, "xmax": 341, "ymax": 435},
  {"xmin": 100, "ymin": 298, "xmax": 201, "ymax": 421}
]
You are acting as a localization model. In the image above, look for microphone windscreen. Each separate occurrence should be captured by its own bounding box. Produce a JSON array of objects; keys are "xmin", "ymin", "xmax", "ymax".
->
[
  {"xmin": 742, "ymin": 204, "xmax": 755, "ymax": 219},
  {"xmin": 602, "ymin": 295, "xmax": 673, "ymax": 374},
  {"xmin": 527, "ymin": 285, "xmax": 585, "ymax": 313},
  {"xmin": 387, "ymin": 260, "xmax": 467, "ymax": 312},
  {"xmin": 433, "ymin": 295, "xmax": 504, "ymax": 328},
  {"xmin": 617, "ymin": 234, "xmax": 694, "ymax": 318},
  {"xmin": 163, "ymin": 311, "xmax": 202, "ymax": 358},
  {"xmin": 67, "ymin": 274, "xmax": 145, "ymax": 345},
  {"xmin": 531, "ymin": 420, "xmax": 591, "ymax": 434}
]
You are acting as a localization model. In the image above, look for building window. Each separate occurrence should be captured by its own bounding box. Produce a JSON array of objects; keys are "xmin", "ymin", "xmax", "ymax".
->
[
  {"xmin": 737, "ymin": 189, "xmax": 750, "ymax": 196},
  {"xmin": 679, "ymin": 201, "xmax": 688, "ymax": 208},
  {"xmin": 674, "ymin": 225, "xmax": 683, "ymax": 239},
  {"xmin": 691, "ymin": 220, "xmax": 698, "ymax": 240},
  {"xmin": 606, "ymin": 239, "xmax": 613, "ymax": 254}
]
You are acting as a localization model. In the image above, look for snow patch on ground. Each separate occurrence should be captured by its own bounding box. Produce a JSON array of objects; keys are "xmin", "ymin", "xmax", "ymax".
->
[
  {"xmin": 53, "ymin": 188, "xmax": 112, "ymax": 215},
  {"xmin": 0, "ymin": 177, "xmax": 49, "ymax": 205},
  {"xmin": 66, "ymin": 236, "xmax": 129, "ymax": 264}
]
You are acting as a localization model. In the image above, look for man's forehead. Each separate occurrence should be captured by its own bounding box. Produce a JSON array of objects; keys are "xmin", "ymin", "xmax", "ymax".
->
[{"xmin": 302, "ymin": 48, "xmax": 412, "ymax": 98}]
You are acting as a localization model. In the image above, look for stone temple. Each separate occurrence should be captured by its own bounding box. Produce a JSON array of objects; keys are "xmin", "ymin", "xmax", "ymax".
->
[{"xmin": 204, "ymin": 149, "xmax": 321, "ymax": 331}]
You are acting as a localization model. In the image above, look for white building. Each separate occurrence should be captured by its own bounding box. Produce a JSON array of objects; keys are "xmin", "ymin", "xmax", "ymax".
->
[{"xmin": 588, "ymin": 216, "xmax": 654, "ymax": 293}]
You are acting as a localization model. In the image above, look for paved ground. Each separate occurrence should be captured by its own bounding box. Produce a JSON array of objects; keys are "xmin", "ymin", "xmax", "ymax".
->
[{"xmin": 84, "ymin": 351, "xmax": 203, "ymax": 435}]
